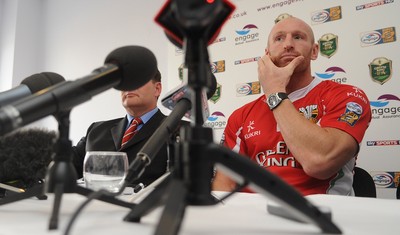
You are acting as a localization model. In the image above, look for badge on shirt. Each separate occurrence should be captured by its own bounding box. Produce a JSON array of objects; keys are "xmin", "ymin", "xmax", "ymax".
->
[{"xmin": 339, "ymin": 102, "xmax": 363, "ymax": 126}]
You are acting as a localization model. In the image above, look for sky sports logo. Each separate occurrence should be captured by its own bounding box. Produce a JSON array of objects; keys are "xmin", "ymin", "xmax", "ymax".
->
[
  {"xmin": 356, "ymin": 0, "xmax": 394, "ymax": 11},
  {"xmin": 234, "ymin": 56, "xmax": 260, "ymax": 65},
  {"xmin": 366, "ymin": 140, "xmax": 400, "ymax": 146}
]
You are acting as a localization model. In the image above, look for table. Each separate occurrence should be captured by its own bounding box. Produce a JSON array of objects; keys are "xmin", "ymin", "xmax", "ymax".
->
[{"xmin": 0, "ymin": 191, "xmax": 398, "ymax": 235}]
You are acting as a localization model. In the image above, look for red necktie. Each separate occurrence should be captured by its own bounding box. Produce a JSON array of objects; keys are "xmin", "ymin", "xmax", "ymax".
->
[{"xmin": 121, "ymin": 117, "xmax": 142, "ymax": 147}]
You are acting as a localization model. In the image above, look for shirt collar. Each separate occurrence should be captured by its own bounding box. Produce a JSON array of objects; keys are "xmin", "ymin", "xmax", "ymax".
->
[{"xmin": 126, "ymin": 107, "xmax": 159, "ymax": 125}]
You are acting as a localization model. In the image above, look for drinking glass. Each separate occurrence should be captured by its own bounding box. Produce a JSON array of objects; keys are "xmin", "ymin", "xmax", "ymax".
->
[{"xmin": 83, "ymin": 151, "xmax": 128, "ymax": 193}]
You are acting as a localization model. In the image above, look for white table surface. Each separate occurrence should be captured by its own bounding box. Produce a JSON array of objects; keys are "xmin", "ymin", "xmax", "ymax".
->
[{"xmin": 0, "ymin": 191, "xmax": 398, "ymax": 235}]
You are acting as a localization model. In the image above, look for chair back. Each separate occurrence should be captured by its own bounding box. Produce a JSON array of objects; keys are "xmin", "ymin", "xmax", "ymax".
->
[{"xmin": 352, "ymin": 167, "xmax": 376, "ymax": 198}]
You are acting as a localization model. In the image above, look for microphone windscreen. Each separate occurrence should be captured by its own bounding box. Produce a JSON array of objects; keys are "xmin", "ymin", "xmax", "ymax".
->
[
  {"xmin": 104, "ymin": 46, "xmax": 158, "ymax": 91},
  {"xmin": 155, "ymin": 0, "xmax": 235, "ymax": 48},
  {"xmin": 0, "ymin": 128, "xmax": 57, "ymax": 189},
  {"xmin": 20, "ymin": 72, "xmax": 65, "ymax": 94}
]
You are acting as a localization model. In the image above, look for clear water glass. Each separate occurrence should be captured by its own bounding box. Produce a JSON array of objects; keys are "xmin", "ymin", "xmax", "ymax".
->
[{"xmin": 83, "ymin": 151, "xmax": 128, "ymax": 193}]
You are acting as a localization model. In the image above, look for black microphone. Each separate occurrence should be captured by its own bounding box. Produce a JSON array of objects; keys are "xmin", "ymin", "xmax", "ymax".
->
[
  {"xmin": 0, "ymin": 45, "xmax": 158, "ymax": 136},
  {"xmin": 155, "ymin": 0, "xmax": 235, "ymax": 48},
  {"xmin": 0, "ymin": 72, "xmax": 65, "ymax": 107},
  {"xmin": 0, "ymin": 128, "xmax": 57, "ymax": 190}
]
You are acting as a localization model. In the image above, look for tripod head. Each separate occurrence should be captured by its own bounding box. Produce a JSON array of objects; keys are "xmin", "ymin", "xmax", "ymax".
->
[{"xmin": 155, "ymin": 0, "xmax": 235, "ymax": 124}]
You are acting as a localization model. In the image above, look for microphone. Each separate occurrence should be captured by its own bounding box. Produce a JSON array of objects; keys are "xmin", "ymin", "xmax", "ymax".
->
[
  {"xmin": 161, "ymin": 72, "xmax": 217, "ymax": 118},
  {"xmin": 125, "ymin": 73, "xmax": 217, "ymax": 183},
  {"xmin": 0, "ymin": 45, "xmax": 158, "ymax": 136},
  {"xmin": 155, "ymin": 0, "xmax": 235, "ymax": 48},
  {"xmin": 0, "ymin": 128, "xmax": 57, "ymax": 190},
  {"xmin": 0, "ymin": 72, "xmax": 65, "ymax": 107}
]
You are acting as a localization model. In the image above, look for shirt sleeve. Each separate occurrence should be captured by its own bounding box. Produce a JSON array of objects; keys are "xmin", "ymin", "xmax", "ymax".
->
[{"xmin": 319, "ymin": 84, "xmax": 372, "ymax": 143}]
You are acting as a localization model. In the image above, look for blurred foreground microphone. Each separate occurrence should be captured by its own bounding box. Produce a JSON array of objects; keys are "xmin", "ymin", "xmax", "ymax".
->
[
  {"xmin": 0, "ymin": 72, "xmax": 65, "ymax": 107},
  {"xmin": 0, "ymin": 45, "xmax": 157, "ymax": 136},
  {"xmin": 0, "ymin": 128, "xmax": 57, "ymax": 192},
  {"xmin": 155, "ymin": 0, "xmax": 235, "ymax": 48}
]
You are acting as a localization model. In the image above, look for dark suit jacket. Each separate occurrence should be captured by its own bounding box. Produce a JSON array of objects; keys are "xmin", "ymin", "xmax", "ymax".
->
[{"xmin": 72, "ymin": 110, "xmax": 175, "ymax": 187}]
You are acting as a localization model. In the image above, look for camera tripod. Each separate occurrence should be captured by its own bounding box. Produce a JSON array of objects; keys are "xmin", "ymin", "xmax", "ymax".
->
[{"xmin": 121, "ymin": 1, "xmax": 342, "ymax": 235}]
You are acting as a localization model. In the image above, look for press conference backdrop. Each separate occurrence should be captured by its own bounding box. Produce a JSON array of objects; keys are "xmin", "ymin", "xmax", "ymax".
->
[{"xmin": 166, "ymin": 0, "xmax": 400, "ymax": 199}]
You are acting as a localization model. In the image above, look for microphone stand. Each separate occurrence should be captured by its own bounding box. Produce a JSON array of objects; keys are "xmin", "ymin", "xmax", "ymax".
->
[
  {"xmin": 45, "ymin": 111, "xmax": 134, "ymax": 230},
  {"xmin": 122, "ymin": 1, "xmax": 342, "ymax": 235}
]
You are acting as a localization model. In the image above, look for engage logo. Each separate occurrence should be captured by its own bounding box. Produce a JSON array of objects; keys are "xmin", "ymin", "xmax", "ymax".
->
[
  {"xmin": 315, "ymin": 66, "xmax": 348, "ymax": 84},
  {"xmin": 370, "ymin": 94, "xmax": 400, "ymax": 119},
  {"xmin": 234, "ymin": 24, "xmax": 260, "ymax": 46},
  {"xmin": 204, "ymin": 111, "xmax": 227, "ymax": 130}
]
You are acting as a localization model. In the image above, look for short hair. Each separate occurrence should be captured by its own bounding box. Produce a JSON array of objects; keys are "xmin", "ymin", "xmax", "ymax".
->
[{"xmin": 152, "ymin": 69, "xmax": 161, "ymax": 83}]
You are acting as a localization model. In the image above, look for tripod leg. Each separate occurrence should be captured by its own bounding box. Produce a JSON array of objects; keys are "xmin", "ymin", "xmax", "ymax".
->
[
  {"xmin": 124, "ymin": 174, "xmax": 171, "ymax": 222},
  {"xmin": 75, "ymin": 185, "xmax": 134, "ymax": 208},
  {"xmin": 154, "ymin": 178, "xmax": 187, "ymax": 235},
  {"xmin": 48, "ymin": 183, "xmax": 63, "ymax": 230}
]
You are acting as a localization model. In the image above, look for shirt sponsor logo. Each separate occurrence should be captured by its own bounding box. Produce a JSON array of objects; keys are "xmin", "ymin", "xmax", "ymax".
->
[
  {"xmin": 244, "ymin": 120, "xmax": 261, "ymax": 140},
  {"xmin": 255, "ymin": 142, "xmax": 298, "ymax": 168},
  {"xmin": 347, "ymin": 87, "xmax": 369, "ymax": 105}
]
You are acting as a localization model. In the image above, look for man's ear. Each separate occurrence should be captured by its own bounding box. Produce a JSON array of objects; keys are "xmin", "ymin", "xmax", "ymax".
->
[
  {"xmin": 311, "ymin": 43, "xmax": 319, "ymax": 60},
  {"xmin": 155, "ymin": 82, "xmax": 162, "ymax": 98}
]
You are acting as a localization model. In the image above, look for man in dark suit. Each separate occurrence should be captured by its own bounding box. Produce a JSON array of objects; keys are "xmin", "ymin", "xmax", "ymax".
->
[{"xmin": 72, "ymin": 70, "xmax": 178, "ymax": 187}]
